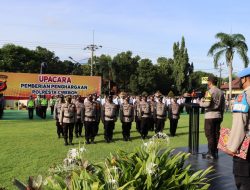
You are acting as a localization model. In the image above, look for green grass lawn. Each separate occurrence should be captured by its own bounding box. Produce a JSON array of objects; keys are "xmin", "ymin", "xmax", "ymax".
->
[{"xmin": 0, "ymin": 110, "xmax": 232, "ymax": 189}]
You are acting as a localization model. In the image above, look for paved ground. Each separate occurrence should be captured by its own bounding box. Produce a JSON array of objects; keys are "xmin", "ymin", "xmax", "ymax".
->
[{"xmin": 176, "ymin": 145, "xmax": 237, "ymax": 190}]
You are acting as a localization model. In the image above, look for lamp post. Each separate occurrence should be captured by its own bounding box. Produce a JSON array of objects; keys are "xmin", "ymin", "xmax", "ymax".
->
[
  {"xmin": 68, "ymin": 56, "xmax": 79, "ymax": 64},
  {"xmin": 40, "ymin": 62, "xmax": 47, "ymax": 74},
  {"xmin": 84, "ymin": 45, "xmax": 102, "ymax": 76}
]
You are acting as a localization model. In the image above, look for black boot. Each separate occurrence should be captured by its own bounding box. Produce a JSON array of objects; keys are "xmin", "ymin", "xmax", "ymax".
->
[
  {"xmin": 91, "ymin": 138, "xmax": 95, "ymax": 144},
  {"xmin": 64, "ymin": 139, "xmax": 69, "ymax": 146},
  {"xmin": 69, "ymin": 140, "xmax": 74, "ymax": 145},
  {"xmin": 85, "ymin": 139, "xmax": 90, "ymax": 144}
]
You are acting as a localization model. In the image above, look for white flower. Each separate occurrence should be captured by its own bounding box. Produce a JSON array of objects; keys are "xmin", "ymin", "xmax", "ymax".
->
[
  {"xmin": 146, "ymin": 162, "xmax": 158, "ymax": 175},
  {"xmin": 108, "ymin": 179, "xmax": 117, "ymax": 184},
  {"xmin": 79, "ymin": 147, "xmax": 86, "ymax": 153}
]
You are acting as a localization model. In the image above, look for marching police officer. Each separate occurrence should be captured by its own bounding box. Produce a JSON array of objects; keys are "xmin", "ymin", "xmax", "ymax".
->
[
  {"xmin": 168, "ymin": 98, "xmax": 180, "ymax": 136},
  {"xmin": 27, "ymin": 95, "xmax": 35, "ymax": 119},
  {"xmin": 54, "ymin": 95, "xmax": 64, "ymax": 138},
  {"xmin": 154, "ymin": 95, "xmax": 167, "ymax": 133},
  {"xmin": 83, "ymin": 95, "xmax": 98, "ymax": 144},
  {"xmin": 139, "ymin": 95, "xmax": 151, "ymax": 139},
  {"xmin": 120, "ymin": 96, "xmax": 134, "ymax": 141},
  {"xmin": 59, "ymin": 95, "xmax": 76, "ymax": 146},
  {"xmin": 101, "ymin": 95, "xmax": 118, "ymax": 143},
  {"xmin": 75, "ymin": 96, "xmax": 84, "ymax": 138},
  {"xmin": 199, "ymin": 75, "xmax": 225, "ymax": 160}
]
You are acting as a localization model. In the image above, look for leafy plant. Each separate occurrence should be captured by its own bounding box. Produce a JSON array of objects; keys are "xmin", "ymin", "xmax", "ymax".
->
[{"xmin": 15, "ymin": 136, "xmax": 213, "ymax": 190}]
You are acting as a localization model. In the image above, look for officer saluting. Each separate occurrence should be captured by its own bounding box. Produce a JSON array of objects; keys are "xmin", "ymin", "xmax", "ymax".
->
[
  {"xmin": 101, "ymin": 95, "xmax": 118, "ymax": 143},
  {"xmin": 59, "ymin": 95, "xmax": 76, "ymax": 146},
  {"xmin": 83, "ymin": 95, "xmax": 98, "ymax": 144},
  {"xmin": 120, "ymin": 96, "xmax": 134, "ymax": 141}
]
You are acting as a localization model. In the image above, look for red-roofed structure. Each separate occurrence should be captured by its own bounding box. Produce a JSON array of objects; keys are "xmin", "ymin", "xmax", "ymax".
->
[{"xmin": 220, "ymin": 78, "xmax": 242, "ymax": 99}]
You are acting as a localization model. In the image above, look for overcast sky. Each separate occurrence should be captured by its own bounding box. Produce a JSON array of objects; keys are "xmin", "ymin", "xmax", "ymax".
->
[{"xmin": 1, "ymin": 0, "xmax": 250, "ymax": 77}]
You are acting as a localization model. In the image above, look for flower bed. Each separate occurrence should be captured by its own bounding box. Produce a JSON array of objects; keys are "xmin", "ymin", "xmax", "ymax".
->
[{"xmin": 14, "ymin": 133, "xmax": 213, "ymax": 190}]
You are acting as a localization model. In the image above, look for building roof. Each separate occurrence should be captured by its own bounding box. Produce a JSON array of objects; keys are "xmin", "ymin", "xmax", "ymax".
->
[{"xmin": 220, "ymin": 78, "xmax": 240, "ymax": 90}]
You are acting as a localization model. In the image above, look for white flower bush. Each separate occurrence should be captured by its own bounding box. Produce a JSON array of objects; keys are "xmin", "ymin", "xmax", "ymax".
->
[
  {"xmin": 15, "ymin": 135, "xmax": 213, "ymax": 190},
  {"xmin": 63, "ymin": 146, "xmax": 86, "ymax": 166}
]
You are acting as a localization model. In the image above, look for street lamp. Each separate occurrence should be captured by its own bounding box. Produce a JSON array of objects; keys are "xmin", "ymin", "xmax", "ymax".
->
[
  {"xmin": 84, "ymin": 44, "xmax": 102, "ymax": 76},
  {"xmin": 68, "ymin": 56, "xmax": 79, "ymax": 64}
]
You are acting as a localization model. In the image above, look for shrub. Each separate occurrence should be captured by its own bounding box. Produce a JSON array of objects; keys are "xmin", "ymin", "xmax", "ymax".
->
[{"xmin": 14, "ymin": 133, "xmax": 213, "ymax": 190}]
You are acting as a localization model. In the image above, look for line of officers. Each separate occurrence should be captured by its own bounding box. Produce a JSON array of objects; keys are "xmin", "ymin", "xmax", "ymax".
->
[
  {"xmin": 51, "ymin": 94, "xmax": 181, "ymax": 146},
  {"xmin": 27, "ymin": 95, "xmax": 56, "ymax": 119}
]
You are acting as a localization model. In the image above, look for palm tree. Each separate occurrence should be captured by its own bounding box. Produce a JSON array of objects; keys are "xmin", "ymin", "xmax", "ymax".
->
[{"xmin": 208, "ymin": 32, "xmax": 249, "ymax": 109}]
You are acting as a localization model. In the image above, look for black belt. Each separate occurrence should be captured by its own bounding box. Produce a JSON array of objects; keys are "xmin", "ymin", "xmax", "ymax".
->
[
  {"xmin": 157, "ymin": 114, "xmax": 165, "ymax": 117},
  {"xmin": 64, "ymin": 116, "xmax": 73, "ymax": 118},
  {"xmin": 105, "ymin": 115, "xmax": 115, "ymax": 118},
  {"xmin": 85, "ymin": 116, "xmax": 95, "ymax": 118}
]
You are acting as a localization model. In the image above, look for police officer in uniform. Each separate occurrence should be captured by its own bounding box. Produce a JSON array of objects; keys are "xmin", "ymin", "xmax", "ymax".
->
[
  {"xmin": 54, "ymin": 95, "xmax": 64, "ymax": 138},
  {"xmin": 149, "ymin": 95, "xmax": 156, "ymax": 131},
  {"xmin": 93, "ymin": 94, "xmax": 101, "ymax": 136},
  {"xmin": 154, "ymin": 95, "xmax": 167, "ymax": 133},
  {"xmin": 59, "ymin": 96, "xmax": 76, "ymax": 146},
  {"xmin": 27, "ymin": 95, "xmax": 35, "ymax": 119},
  {"xmin": 0, "ymin": 94, "xmax": 4, "ymax": 119},
  {"xmin": 49, "ymin": 96, "xmax": 56, "ymax": 115},
  {"xmin": 101, "ymin": 95, "xmax": 118, "ymax": 143},
  {"xmin": 168, "ymin": 98, "xmax": 180, "ymax": 136},
  {"xmin": 35, "ymin": 95, "xmax": 41, "ymax": 117},
  {"xmin": 225, "ymin": 68, "xmax": 250, "ymax": 190},
  {"xmin": 199, "ymin": 75, "xmax": 225, "ymax": 159},
  {"xmin": 134, "ymin": 95, "xmax": 142, "ymax": 133},
  {"xmin": 75, "ymin": 96, "xmax": 84, "ymax": 138},
  {"xmin": 120, "ymin": 96, "xmax": 134, "ymax": 141},
  {"xmin": 40, "ymin": 95, "xmax": 48, "ymax": 119},
  {"xmin": 139, "ymin": 95, "xmax": 151, "ymax": 139},
  {"xmin": 83, "ymin": 94, "xmax": 98, "ymax": 144}
]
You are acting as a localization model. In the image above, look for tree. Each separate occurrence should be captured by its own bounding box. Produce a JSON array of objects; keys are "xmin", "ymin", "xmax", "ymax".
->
[
  {"xmin": 156, "ymin": 57, "xmax": 174, "ymax": 94},
  {"xmin": 0, "ymin": 44, "xmax": 35, "ymax": 72},
  {"xmin": 136, "ymin": 59, "xmax": 157, "ymax": 94},
  {"xmin": 112, "ymin": 51, "xmax": 140, "ymax": 91},
  {"xmin": 172, "ymin": 37, "xmax": 193, "ymax": 94},
  {"xmin": 94, "ymin": 55, "xmax": 113, "ymax": 93},
  {"xmin": 188, "ymin": 71, "xmax": 214, "ymax": 95},
  {"xmin": 208, "ymin": 32, "xmax": 249, "ymax": 105}
]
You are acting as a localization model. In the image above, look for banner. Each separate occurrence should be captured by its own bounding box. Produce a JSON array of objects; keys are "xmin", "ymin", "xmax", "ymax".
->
[{"xmin": 0, "ymin": 72, "xmax": 101, "ymax": 100}]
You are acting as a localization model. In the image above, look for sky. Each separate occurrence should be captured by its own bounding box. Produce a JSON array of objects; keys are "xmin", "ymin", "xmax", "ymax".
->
[{"xmin": 1, "ymin": 0, "xmax": 250, "ymax": 77}]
